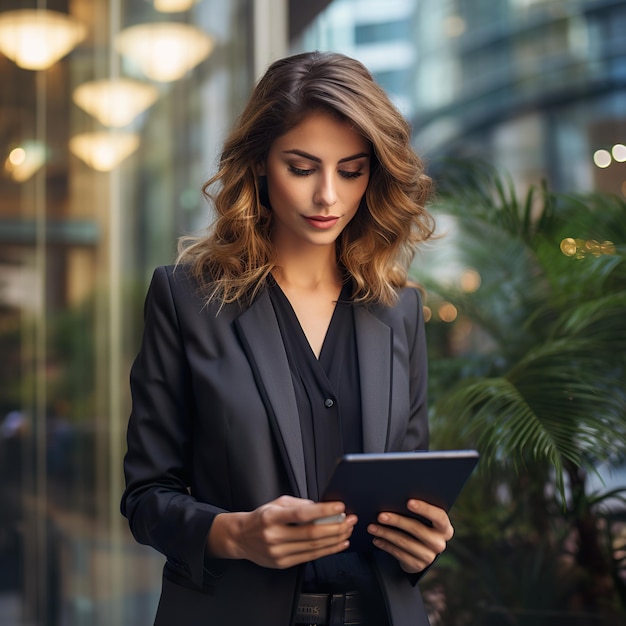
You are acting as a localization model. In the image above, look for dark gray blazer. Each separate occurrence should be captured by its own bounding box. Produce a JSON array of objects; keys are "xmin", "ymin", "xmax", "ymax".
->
[{"xmin": 121, "ymin": 265, "xmax": 431, "ymax": 625}]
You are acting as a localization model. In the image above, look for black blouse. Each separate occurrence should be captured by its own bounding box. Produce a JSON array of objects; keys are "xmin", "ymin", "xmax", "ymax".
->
[
  {"xmin": 269, "ymin": 280, "xmax": 362, "ymax": 500},
  {"xmin": 268, "ymin": 280, "xmax": 381, "ymax": 596}
]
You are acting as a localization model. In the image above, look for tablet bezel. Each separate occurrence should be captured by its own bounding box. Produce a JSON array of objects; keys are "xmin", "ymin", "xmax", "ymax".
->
[{"xmin": 320, "ymin": 449, "xmax": 479, "ymax": 552}]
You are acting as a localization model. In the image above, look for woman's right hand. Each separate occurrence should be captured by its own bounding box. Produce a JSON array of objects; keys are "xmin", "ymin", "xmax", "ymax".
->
[{"xmin": 206, "ymin": 495, "xmax": 357, "ymax": 569}]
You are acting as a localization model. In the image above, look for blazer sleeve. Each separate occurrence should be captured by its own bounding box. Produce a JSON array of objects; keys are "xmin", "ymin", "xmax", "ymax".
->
[
  {"xmin": 120, "ymin": 266, "xmax": 224, "ymax": 588},
  {"xmin": 401, "ymin": 287, "xmax": 433, "ymax": 585}
]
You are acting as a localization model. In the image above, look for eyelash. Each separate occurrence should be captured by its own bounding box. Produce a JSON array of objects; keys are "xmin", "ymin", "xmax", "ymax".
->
[{"xmin": 288, "ymin": 166, "xmax": 364, "ymax": 180}]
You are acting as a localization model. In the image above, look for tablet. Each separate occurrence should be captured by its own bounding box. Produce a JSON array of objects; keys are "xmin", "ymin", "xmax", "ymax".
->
[{"xmin": 320, "ymin": 450, "xmax": 479, "ymax": 552}]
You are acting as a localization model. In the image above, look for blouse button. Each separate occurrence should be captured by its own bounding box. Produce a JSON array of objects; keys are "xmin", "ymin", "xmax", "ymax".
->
[{"xmin": 324, "ymin": 398, "xmax": 334, "ymax": 408}]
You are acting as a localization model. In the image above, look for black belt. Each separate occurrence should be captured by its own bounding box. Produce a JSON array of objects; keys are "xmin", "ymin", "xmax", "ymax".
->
[{"xmin": 294, "ymin": 591, "xmax": 362, "ymax": 625}]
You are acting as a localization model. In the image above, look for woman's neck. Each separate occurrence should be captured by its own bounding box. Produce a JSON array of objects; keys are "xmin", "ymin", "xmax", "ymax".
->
[
  {"xmin": 272, "ymin": 243, "xmax": 342, "ymax": 292},
  {"xmin": 271, "ymin": 243, "xmax": 344, "ymax": 359}
]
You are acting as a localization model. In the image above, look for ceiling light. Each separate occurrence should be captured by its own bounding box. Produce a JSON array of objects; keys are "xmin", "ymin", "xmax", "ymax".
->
[
  {"xmin": 154, "ymin": 0, "xmax": 199, "ymax": 12},
  {"xmin": 115, "ymin": 22, "xmax": 214, "ymax": 82},
  {"xmin": 0, "ymin": 9, "xmax": 86, "ymax": 70},
  {"xmin": 73, "ymin": 79, "xmax": 159, "ymax": 127},
  {"xmin": 69, "ymin": 132, "xmax": 140, "ymax": 171}
]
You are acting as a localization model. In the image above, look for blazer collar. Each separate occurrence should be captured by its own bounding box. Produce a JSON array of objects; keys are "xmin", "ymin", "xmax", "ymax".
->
[
  {"xmin": 235, "ymin": 289, "xmax": 308, "ymax": 498},
  {"xmin": 354, "ymin": 305, "xmax": 392, "ymax": 453},
  {"xmin": 235, "ymin": 291, "xmax": 393, "ymax": 498}
]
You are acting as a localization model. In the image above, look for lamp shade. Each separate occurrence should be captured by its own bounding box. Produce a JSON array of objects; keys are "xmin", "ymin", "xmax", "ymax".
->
[
  {"xmin": 115, "ymin": 22, "xmax": 214, "ymax": 82},
  {"xmin": 154, "ymin": 0, "xmax": 198, "ymax": 12},
  {"xmin": 69, "ymin": 132, "xmax": 140, "ymax": 172},
  {"xmin": 0, "ymin": 9, "xmax": 86, "ymax": 70},
  {"xmin": 73, "ymin": 79, "xmax": 159, "ymax": 127}
]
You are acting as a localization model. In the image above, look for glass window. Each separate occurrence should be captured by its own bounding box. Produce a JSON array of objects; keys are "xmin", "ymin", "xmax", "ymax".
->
[
  {"xmin": 355, "ymin": 19, "xmax": 412, "ymax": 44},
  {"xmin": 374, "ymin": 67, "xmax": 413, "ymax": 96},
  {"xmin": 0, "ymin": 1, "xmax": 253, "ymax": 624}
]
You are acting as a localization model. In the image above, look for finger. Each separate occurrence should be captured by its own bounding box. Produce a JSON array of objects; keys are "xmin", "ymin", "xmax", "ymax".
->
[
  {"xmin": 271, "ymin": 538, "xmax": 352, "ymax": 569},
  {"xmin": 407, "ymin": 500, "xmax": 454, "ymax": 538},
  {"xmin": 369, "ymin": 534, "xmax": 431, "ymax": 574},
  {"xmin": 373, "ymin": 511, "xmax": 449, "ymax": 555},
  {"xmin": 256, "ymin": 499, "xmax": 337, "ymax": 526},
  {"xmin": 264, "ymin": 524, "xmax": 355, "ymax": 568},
  {"xmin": 267, "ymin": 495, "xmax": 315, "ymax": 511},
  {"xmin": 367, "ymin": 524, "xmax": 438, "ymax": 573},
  {"xmin": 376, "ymin": 500, "xmax": 454, "ymax": 543},
  {"xmin": 281, "ymin": 501, "xmax": 347, "ymax": 527},
  {"xmin": 282, "ymin": 513, "xmax": 357, "ymax": 545},
  {"xmin": 368, "ymin": 520, "xmax": 441, "ymax": 557}
]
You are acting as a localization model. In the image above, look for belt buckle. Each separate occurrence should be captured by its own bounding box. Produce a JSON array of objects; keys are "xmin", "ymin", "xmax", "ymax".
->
[{"xmin": 295, "ymin": 593, "xmax": 329, "ymax": 625}]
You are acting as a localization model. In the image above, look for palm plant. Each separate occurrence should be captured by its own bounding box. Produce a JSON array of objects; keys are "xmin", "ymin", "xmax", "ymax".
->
[{"xmin": 413, "ymin": 162, "xmax": 626, "ymax": 625}]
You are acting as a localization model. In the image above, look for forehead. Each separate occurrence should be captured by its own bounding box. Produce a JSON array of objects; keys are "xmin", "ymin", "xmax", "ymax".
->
[{"xmin": 270, "ymin": 109, "xmax": 370, "ymax": 157}]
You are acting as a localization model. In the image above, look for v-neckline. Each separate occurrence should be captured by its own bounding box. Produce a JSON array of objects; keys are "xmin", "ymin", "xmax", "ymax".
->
[{"xmin": 270, "ymin": 280, "xmax": 347, "ymax": 360}]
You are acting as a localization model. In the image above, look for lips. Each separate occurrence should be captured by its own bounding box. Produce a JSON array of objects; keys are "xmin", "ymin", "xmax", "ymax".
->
[{"xmin": 304, "ymin": 215, "xmax": 340, "ymax": 230}]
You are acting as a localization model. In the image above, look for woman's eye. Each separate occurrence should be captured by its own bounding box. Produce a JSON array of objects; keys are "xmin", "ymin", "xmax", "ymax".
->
[
  {"xmin": 288, "ymin": 166, "xmax": 314, "ymax": 177},
  {"xmin": 339, "ymin": 170, "xmax": 364, "ymax": 180}
]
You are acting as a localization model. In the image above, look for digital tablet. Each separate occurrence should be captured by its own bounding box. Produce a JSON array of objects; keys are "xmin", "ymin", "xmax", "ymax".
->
[{"xmin": 320, "ymin": 450, "xmax": 479, "ymax": 552}]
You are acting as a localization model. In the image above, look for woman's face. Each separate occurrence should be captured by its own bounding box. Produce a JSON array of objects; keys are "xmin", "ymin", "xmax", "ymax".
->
[{"xmin": 259, "ymin": 109, "xmax": 371, "ymax": 252}]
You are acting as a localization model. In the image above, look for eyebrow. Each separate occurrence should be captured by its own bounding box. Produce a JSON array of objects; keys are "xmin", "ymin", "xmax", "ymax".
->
[{"xmin": 282, "ymin": 149, "xmax": 370, "ymax": 164}]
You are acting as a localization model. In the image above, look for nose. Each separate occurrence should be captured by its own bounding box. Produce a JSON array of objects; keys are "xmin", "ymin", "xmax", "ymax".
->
[{"xmin": 313, "ymin": 171, "xmax": 337, "ymax": 208}]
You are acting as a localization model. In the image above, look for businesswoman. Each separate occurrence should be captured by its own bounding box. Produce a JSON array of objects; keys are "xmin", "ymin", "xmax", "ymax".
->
[{"xmin": 121, "ymin": 51, "xmax": 453, "ymax": 626}]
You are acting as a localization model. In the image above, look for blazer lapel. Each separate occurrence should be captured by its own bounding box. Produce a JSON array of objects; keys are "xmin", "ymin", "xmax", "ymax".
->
[
  {"xmin": 235, "ymin": 290, "xmax": 308, "ymax": 499},
  {"xmin": 354, "ymin": 306, "xmax": 393, "ymax": 452}
]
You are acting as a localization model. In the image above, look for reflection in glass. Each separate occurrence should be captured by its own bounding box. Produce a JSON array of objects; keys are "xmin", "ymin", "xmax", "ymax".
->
[
  {"xmin": 0, "ymin": 0, "xmax": 257, "ymax": 623},
  {"xmin": 3, "ymin": 141, "xmax": 47, "ymax": 182},
  {"xmin": 0, "ymin": 9, "xmax": 86, "ymax": 70},
  {"xmin": 69, "ymin": 131, "xmax": 140, "ymax": 171},
  {"xmin": 115, "ymin": 22, "xmax": 214, "ymax": 82},
  {"xmin": 154, "ymin": 0, "xmax": 199, "ymax": 12},
  {"xmin": 73, "ymin": 79, "xmax": 160, "ymax": 128}
]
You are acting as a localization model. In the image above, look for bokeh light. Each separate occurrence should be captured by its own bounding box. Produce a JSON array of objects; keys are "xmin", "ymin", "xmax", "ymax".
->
[
  {"xmin": 593, "ymin": 149, "xmax": 611, "ymax": 168},
  {"xmin": 612, "ymin": 143, "xmax": 626, "ymax": 162},
  {"xmin": 460, "ymin": 268, "xmax": 481, "ymax": 292},
  {"xmin": 438, "ymin": 302, "xmax": 458, "ymax": 322},
  {"xmin": 560, "ymin": 237, "xmax": 615, "ymax": 257}
]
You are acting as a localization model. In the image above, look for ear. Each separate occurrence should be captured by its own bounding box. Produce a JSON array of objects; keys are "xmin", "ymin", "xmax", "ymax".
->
[{"xmin": 255, "ymin": 161, "xmax": 266, "ymax": 176}]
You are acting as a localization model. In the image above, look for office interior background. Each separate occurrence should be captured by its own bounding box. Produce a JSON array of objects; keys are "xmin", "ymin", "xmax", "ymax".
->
[{"xmin": 0, "ymin": 0, "xmax": 624, "ymax": 624}]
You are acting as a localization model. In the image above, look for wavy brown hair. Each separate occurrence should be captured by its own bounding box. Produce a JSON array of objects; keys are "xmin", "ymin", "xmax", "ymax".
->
[{"xmin": 178, "ymin": 51, "xmax": 434, "ymax": 306}]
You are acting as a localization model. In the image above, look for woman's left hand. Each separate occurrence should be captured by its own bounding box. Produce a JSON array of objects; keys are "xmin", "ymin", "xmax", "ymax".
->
[{"xmin": 367, "ymin": 499, "xmax": 454, "ymax": 574}]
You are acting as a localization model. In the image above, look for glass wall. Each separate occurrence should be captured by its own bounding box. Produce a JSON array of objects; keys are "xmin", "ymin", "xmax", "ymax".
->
[
  {"xmin": 0, "ymin": 1, "xmax": 254, "ymax": 624},
  {"xmin": 293, "ymin": 0, "xmax": 417, "ymax": 116},
  {"xmin": 411, "ymin": 0, "xmax": 626, "ymax": 194}
]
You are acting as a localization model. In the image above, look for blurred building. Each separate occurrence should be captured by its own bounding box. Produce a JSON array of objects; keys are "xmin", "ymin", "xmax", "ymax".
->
[
  {"xmin": 294, "ymin": 0, "xmax": 416, "ymax": 116},
  {"xmin": 296, "ymin": 0, "xmax": 626, "ymax": 195}
]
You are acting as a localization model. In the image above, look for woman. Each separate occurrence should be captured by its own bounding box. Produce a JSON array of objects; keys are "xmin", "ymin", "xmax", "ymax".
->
[{"xmin": 121, "ymin": 51, "xmax": 453, "ymax": 626}]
